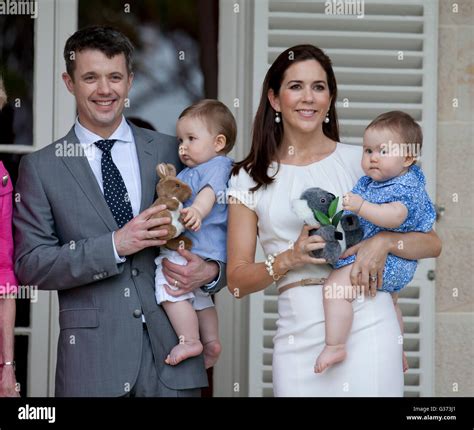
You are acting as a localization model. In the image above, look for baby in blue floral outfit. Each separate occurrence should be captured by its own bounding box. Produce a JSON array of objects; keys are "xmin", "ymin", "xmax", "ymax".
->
[{"xmin": 315, "ymin": 111, "xmax": 436, "ymax": 374}]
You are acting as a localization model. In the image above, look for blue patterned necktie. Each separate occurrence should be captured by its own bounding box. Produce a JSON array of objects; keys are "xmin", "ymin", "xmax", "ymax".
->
[{"xmin": 94, "ymin": 139, "xmax": 134, "ymax": 228}]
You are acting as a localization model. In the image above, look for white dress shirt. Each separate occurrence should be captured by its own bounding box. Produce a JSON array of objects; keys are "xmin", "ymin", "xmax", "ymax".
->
[{"xmin": 75, "ymin": 116, "xmax": 141, "ymax": 262}]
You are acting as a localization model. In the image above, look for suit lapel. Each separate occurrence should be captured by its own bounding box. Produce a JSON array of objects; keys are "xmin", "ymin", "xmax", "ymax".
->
[
  {"xmin": 60, "ymin": 124, "xmax": 159, "ymax": 229},
  {"xmin": 130, "ymin": 123, "xmax": 157, "ymax": 212},
  {"xmin": 60, "ymin": 127, "xmax": 118, "ymax": 231}
]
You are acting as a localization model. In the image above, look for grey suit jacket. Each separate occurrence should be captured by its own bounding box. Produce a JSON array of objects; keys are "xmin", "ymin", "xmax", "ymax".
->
[{"xmin": 13, "ymin": 124, "xmax": 225, "ymax": 396}]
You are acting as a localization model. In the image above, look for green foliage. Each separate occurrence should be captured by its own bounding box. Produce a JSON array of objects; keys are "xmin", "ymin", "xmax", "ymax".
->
[
  {"xmin": 332, "ymin": 210, "xmax": 344, "ymax": 227},
  {"xmin": 313, "ymin": 196, "xmax": 344, "ymax": 228},
  {"xmin": 328, "ymin": 197, "xmax": 339, "ymax": 218},
  {"xmin": 314, "ymin": 210, "xmax": 330, "ymax": 225}
]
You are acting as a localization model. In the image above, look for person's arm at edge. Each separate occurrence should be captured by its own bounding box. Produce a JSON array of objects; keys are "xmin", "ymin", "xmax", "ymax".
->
[{"xmin": 0, "ymin": 298, "xmax": 19, "ymax": 397}]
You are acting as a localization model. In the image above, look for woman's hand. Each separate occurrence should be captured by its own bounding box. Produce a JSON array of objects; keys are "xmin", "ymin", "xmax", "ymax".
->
[
  {"xmin": 340, "ymin": 233, "xmax": 391, "ymax": 296},
  {"xmin": 278, "ymin": 225, "xmax": 327, "ymax": 272}
]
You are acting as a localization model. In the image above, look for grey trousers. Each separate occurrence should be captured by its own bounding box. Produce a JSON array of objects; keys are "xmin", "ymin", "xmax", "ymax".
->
[{"xmin": 126, "ymin": 325, "xmax": 202, "ymax": 397}]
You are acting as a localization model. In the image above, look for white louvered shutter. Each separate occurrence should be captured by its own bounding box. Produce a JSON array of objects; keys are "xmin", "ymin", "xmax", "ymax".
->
[{"xmin": 249, "ymin": 0, "xmax": 438, "ymax": 397}]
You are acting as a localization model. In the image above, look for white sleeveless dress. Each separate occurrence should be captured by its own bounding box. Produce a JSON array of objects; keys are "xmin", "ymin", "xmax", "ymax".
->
[{"xmin": 228, "ymin": 143, "xmax": 404, "ymax": 397}]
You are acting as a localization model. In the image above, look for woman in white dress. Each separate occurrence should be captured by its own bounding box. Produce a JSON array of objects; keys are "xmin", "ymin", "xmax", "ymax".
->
[{"xmin": 226, "ymin": 45, "xmax": 441, "ymax": 397}]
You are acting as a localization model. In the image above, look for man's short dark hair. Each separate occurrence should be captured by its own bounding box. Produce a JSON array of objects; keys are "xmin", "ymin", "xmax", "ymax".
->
[{"xmin": 64, "ymin": 25, "xmax": 134, "ymax": 79}]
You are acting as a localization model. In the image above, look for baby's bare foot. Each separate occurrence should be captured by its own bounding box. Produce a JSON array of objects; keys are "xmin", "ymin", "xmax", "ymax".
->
[
  {"xmin": 165, "ymin": 340, "xmax": 203, "ymax": 366},
  {"xmin": 203, "ymin": 340, "xmax": 222, "ymax": 369},
  {"xmin": 314, "ymin": 344, "xmax": 347, "ymax": 374},
  {"xmin": 403, "ymin": 351, "xmax": 409, "ymax": 373}
]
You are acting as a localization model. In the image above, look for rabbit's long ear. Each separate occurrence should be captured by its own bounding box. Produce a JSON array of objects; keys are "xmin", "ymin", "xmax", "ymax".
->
[
  {"xmin": 166, "ymin": 163, "xmax": 177, "ymax": 177},
  {"xmin": 157, "ymin": 163, "xmax": 169, "ymax": 179}
]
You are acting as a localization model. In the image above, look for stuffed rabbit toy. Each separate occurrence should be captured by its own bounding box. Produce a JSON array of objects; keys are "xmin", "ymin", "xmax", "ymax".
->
[{"xmin": 149, "ymin": 163, "xmax": 193, "ymax": 251}]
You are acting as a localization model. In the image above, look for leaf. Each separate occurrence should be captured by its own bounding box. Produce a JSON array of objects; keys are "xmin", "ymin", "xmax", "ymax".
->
[
  {"xmin": 314, "ymin": 210, "xmax": 330, "ymax": 225},
  {"xmin": 332, "ymin": 210, "xmax": 344, "ymax": 227},
  {"xmin": 328, "ymin": 197, "xmax": 339, "ymax": 218}
]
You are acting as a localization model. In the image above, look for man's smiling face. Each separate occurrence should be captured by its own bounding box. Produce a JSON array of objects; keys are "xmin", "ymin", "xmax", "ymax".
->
[{"xmin": 62, "ymin": 49, "xmax": 133, "ymax": 137}]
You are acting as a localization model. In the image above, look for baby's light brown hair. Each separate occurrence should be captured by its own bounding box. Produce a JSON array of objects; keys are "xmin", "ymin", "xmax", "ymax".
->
[
  {"xmin": 179, "ymin": 99, "xmax": 237, "ymax": 154},
  {"xmin": 366, "ymin": 111, "xmax": 422, "ymax": 164}
]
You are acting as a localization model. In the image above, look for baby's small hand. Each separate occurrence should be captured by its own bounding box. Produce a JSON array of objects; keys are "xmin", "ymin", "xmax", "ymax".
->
[
  {"xmin": 180, "ymin": 207, "xmax": 202, "ymax": 231},
  {"xmin": 342, "ymin": 192, "xmax": 364, "ymax": 214}
]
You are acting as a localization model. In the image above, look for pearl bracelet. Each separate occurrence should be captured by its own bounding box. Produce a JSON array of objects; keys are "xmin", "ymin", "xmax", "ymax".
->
[{"xmin": 265, "ymin": 253, "xmax": 286, "ymax": 281}]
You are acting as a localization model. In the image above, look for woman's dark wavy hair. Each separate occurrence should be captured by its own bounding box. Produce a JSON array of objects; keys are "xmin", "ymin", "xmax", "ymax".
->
[{"xmin": 231, "ymin": 45, "xmax": 339, "ymax": 191}]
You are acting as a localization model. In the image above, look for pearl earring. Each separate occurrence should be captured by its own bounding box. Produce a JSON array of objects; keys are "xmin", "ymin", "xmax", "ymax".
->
[
  {"xmin": 324, "ymin": 112, "xmax": 330, "ymax": 124},
  {"xmin": 275, "ymin": 112, "xmax": 281, "ymax": 123}
]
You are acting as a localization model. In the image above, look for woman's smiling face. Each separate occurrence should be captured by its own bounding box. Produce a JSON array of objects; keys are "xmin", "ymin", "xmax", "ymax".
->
[{"xmin": 269, "ymin": 59, "xmax": 332, "ymax": 135}]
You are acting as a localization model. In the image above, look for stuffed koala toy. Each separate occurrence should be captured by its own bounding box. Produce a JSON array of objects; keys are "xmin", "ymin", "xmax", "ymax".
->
[
  {"xmin": 149, "ymin": 163, "xmax": 193, "ymax": 251},
  {"xmin": 292, "ymin": 187, "xmax": 363, "ymax": 266}
]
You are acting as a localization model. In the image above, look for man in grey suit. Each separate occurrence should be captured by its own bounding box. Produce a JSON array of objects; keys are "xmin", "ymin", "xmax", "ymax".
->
[{"xmin": 13, "ymin": 26, "xmax": 225, "ymax": 397}]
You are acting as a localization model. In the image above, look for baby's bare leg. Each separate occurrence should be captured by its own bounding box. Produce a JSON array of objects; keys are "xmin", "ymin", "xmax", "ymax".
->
[
  {"xmin": 162, "ymin": 300, "xmax": 203, "ymax": 366},
  {"xmin": 315, "ymin": 264, "xmax": 355, "ymax": 374},
  {"xmin": 197, "ymin": 307, "xmax": 221, "ymax": 369},
  {"xmin": 392, "ymin": 293, "xmax": 408, "ymax": 372}
]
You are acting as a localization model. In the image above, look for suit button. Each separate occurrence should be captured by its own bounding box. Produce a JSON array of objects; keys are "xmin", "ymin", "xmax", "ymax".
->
[
  {"xmin": 131, "ymin": 268, "xmax": 139, "ymax": 277},
  {"xmin": 133, "ymin": 309, "xmax": 142, "ymax": 318}
]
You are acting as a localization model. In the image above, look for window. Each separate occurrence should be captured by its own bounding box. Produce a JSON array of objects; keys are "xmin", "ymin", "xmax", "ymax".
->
[{"xmin": 78, "ymin": 0, "xmax": 218, "ymax": 134}]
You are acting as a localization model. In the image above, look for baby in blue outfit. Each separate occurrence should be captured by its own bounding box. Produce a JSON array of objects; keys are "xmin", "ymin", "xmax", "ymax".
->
[
  {"xmin": 155, "ymin": 100, "xmax": 235, "ymax": 369},
  {"xmin": 315, "ymin": 111, "xmax": 436, "ymax": 374}
]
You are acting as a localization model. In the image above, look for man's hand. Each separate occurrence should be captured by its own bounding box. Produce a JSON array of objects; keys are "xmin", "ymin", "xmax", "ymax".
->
[
  {"xmin": 342, "ymin": 192, "xmax": 364, "ymax": 214},
  {"xmin": 114, "ymin": 205, "xmax": 171, "ymax": 256},
  {"xmin": 162, "ymin": 248, "xmax": 218, "ymax": 297},
  {"xmin": 0, "ymin": 366, "xmax": 20, "ymax": 397},
  {"xmin": 180, "ymin": 207, "xmax": 202, "ymax": 231}
]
